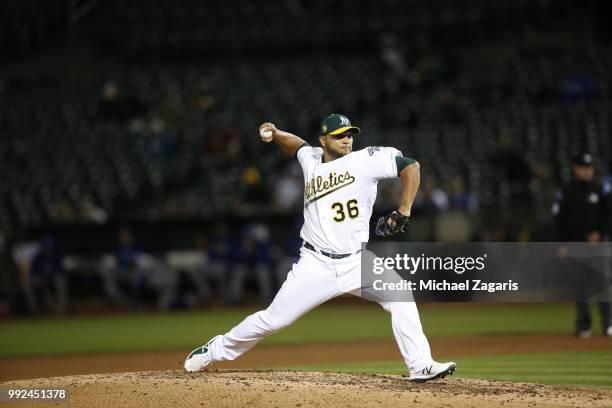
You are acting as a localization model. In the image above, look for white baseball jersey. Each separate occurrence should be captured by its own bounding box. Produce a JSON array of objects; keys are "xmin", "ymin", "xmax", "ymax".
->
[{"xmin": 297, "ymin": 145, "xmax": 402, "ymax": 254}]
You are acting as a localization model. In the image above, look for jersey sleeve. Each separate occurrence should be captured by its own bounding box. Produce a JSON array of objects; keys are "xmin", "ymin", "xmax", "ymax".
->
[
  {"xmin": 296, "ymin": 144, "xmax": 320, "ymax": 168},
  {"xmin": 365, "ymin": 146, "xmax": 403, "ymax": 180}
]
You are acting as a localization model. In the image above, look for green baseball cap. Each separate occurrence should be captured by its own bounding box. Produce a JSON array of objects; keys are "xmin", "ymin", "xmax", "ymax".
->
[{"xmin": 320, "ymin": 113, "xmax": 361, "ymax": 136}]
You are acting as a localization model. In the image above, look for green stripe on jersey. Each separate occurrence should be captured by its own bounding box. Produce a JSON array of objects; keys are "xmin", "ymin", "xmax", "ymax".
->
[{"xmin": 396, "ymin": 156, "xmax": 416, "ymax": 175}]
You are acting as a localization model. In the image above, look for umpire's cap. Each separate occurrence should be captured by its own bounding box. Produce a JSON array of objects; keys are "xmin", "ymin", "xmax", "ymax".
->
[
  {"xmin": 321, "ymin": 114, "xmax": 361, "ymax": 136},
  {"xmin": 573, "ymin": 152, "xmax": 594, "ymax": 166}
]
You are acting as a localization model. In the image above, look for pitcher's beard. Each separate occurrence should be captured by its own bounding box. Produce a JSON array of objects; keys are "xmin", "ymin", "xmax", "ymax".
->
[{"xmin": 327, "ymin": 146, "xmax": 351, "ymax": 159}]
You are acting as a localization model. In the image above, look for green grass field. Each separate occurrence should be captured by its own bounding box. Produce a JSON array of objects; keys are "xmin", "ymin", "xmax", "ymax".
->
[
  {"xmin": 2, "ymin": 303, "xmax": 611, "ymax": 388},
  {"xmin": 0, "ymin": 303, "xmax": 576, "ymax": 357},
  {"xmin": 285, "ymin": 350, "xmax": 612, "ymax": 389}
]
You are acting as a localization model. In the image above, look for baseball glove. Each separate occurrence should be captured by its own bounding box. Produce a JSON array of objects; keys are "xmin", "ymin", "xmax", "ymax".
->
[{"xmin": 375, "ymin": 210, "xmax": 410, "ymax": 237}]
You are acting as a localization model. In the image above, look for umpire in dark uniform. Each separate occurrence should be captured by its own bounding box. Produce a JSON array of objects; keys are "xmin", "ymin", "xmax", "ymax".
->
[{"xmin": 552, "ymin": 153, "xmax": 612, "ymax": 338}]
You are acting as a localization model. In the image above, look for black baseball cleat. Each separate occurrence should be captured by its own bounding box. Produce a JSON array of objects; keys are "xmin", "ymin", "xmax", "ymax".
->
[{"xmin": 409, "ymin": 362, "xmax": 457, "ymax": 383}]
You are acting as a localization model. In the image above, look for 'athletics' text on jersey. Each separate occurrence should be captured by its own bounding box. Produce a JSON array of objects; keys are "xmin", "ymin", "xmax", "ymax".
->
[{"xmin": 297, "ymin": 145, "xmax": 401, "ymax": 253}]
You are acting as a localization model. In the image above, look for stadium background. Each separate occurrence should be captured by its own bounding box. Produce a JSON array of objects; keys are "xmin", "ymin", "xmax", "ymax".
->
[{"xmin": 0, "ymin": 1, "xmax": 611, "ymax": 405}]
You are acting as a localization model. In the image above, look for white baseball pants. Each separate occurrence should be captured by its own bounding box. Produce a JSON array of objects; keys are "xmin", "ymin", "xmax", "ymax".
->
[{"xmin": 208, "ymin": 247, "xmax": 433, "ymax": 372}]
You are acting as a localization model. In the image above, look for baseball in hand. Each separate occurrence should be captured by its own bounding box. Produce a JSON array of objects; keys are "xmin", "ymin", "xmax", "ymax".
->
[{"xmin": 260, "ymin": 128, "xmax": 274, "ymax": 142}]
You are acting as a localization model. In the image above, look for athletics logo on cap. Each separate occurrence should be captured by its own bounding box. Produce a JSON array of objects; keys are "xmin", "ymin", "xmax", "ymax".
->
[{"xmin": 320, "ymin": 113, "xmax": 361, "ymax": 136}]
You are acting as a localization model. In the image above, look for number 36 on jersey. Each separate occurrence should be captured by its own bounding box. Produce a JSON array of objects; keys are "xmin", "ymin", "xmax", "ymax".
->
[{"xmin": 331, "ymin": 199, "xmax": 359, "ymax": 222}]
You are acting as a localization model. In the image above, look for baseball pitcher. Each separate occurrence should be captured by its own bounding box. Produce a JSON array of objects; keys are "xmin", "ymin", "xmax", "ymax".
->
[{"xmin": 185, "ymin": 114, "xmax": 456, "ymax": 382}]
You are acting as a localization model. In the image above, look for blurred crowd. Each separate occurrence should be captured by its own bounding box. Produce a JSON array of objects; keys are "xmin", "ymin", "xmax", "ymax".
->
[
  {"xmin": 2, "ymin": 1, "xmax": 612, "ymax": 238},
  {"xmin": 2, "ymin": 1, "xmax": 612, "ymax": 320}
]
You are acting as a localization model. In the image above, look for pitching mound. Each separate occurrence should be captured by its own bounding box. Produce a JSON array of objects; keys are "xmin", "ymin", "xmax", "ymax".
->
[{"xmin": 3, "ymin": 370, "xmax": 611, "ymax": 407}]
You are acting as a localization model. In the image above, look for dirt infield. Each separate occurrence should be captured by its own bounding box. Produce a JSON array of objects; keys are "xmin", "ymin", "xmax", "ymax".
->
[
  {"xmin": 2, "ymin": 370, "xmax": 611, "ymax": 408},
  {"xmin": 2, "ymin": 333, "xmax": 611, "ymax": 382},
  {"xmin": 1, "ymin": 334, "xmax": 610, "ymax": 407}
]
